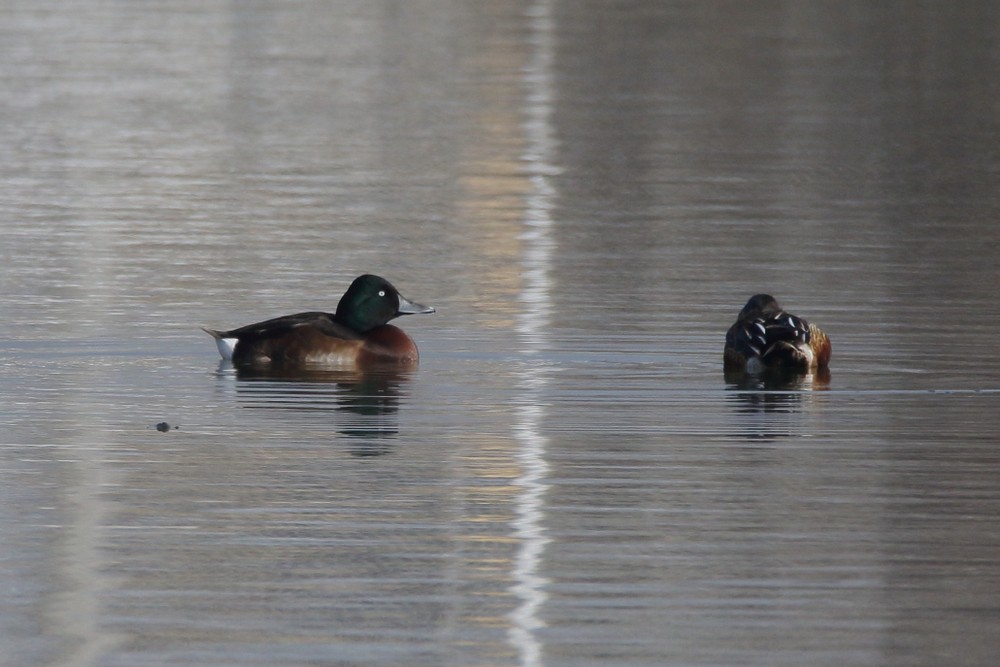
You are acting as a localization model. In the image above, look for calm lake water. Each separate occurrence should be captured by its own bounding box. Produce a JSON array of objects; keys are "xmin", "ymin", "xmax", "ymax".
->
[{"xmin": 2, "ymin": 1, "xmax": 1000, "ymax": 666}]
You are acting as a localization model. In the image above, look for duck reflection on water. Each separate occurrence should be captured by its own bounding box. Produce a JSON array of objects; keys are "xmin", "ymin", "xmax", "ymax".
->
[
  {"xmin": 723, "ymin": 366, "xmax": 830, "ymax": 441},
  {"xmin": 725, "ymin": 365, "xmax": 831, "ymax": 409},
  {"xmin": 217, "ymin": 363, "xmax": 416, "ymax": 455}
]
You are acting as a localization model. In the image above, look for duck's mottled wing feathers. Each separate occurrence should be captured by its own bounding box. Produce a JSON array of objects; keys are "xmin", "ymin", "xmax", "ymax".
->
[
  {"xmin": 764, "ymin": 311, "xmax": 810, "ymax": 344},
  {"xmin": 725, "ymin": 297, "xmax": 830, "ymax": 372},
  {"xmin": 727, "ymin": 310, "xmax": 810, "ymax": 357}
]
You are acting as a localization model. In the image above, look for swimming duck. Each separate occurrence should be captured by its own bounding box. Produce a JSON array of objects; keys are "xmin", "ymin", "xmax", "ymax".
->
[
  {"xmin": 724, "ymin": 294, "xmax": 831, "ymax": 373},
  {"xmin": 203, "ymin": 274, "xmax": 434, "ymax": 367}
]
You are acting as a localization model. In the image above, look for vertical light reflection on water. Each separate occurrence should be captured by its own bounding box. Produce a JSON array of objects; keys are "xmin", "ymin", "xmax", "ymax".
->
[
  {"xmin": 48, "ymin": 444, "xmax": 122, "ymax": 667},
  {"xmin": 47, "ymin": 227, "xmax": 124, "ymax": 664},
  {"xmin": 508, "ymin": 2, "xmax": 556, "ymax": 666}
]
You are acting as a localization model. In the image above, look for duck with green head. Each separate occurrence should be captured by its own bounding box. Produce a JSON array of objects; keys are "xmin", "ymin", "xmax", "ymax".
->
[{"xmin": 203, "ymin": 274, "xmax": 435, "ymax": 368}]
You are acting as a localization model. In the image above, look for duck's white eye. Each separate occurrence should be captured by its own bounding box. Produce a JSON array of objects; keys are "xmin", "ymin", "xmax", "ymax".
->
[{"xmin": 378, "ymin": 290, "xmax": 386, "ymax": 297}]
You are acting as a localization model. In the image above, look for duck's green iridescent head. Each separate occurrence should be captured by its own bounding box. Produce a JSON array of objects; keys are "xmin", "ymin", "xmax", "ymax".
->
[{"xmin": 336, "ymin": 274, "xmax": 435, "ymax": 332}]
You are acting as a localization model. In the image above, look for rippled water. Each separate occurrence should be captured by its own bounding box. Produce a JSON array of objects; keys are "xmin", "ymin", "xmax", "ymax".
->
[{"xmin": 2, "ymin": 1, "xmax": 1000, "ymax": 666}]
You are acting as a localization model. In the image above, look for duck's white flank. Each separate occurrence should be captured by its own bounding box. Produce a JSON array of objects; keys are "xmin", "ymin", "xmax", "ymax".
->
[
  {"xmin": 202, "ymin": 328, "xmax": 238, "ymax": 361},
  {"xmin": 214, "ymin": 336, "xmax": 237, "ymax": 361}
]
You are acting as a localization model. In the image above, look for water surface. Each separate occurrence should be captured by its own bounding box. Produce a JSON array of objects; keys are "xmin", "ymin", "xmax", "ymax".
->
[{"xmin": 2, "ymin": 2, "xmax": 1000, "ymax": 666}]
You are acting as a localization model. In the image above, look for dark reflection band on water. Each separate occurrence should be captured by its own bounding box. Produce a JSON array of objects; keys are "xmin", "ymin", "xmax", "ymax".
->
[
  {"xmin": 508, "ymin": 2, "xmax": 556, "ymax": 665},
  {"xmin": 213, "ymin": 363, "xmax": 413, "ymax": 455},
  {"xmin": 724, "ymin": 369, "xmax": 831, "ymax": 441}
]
